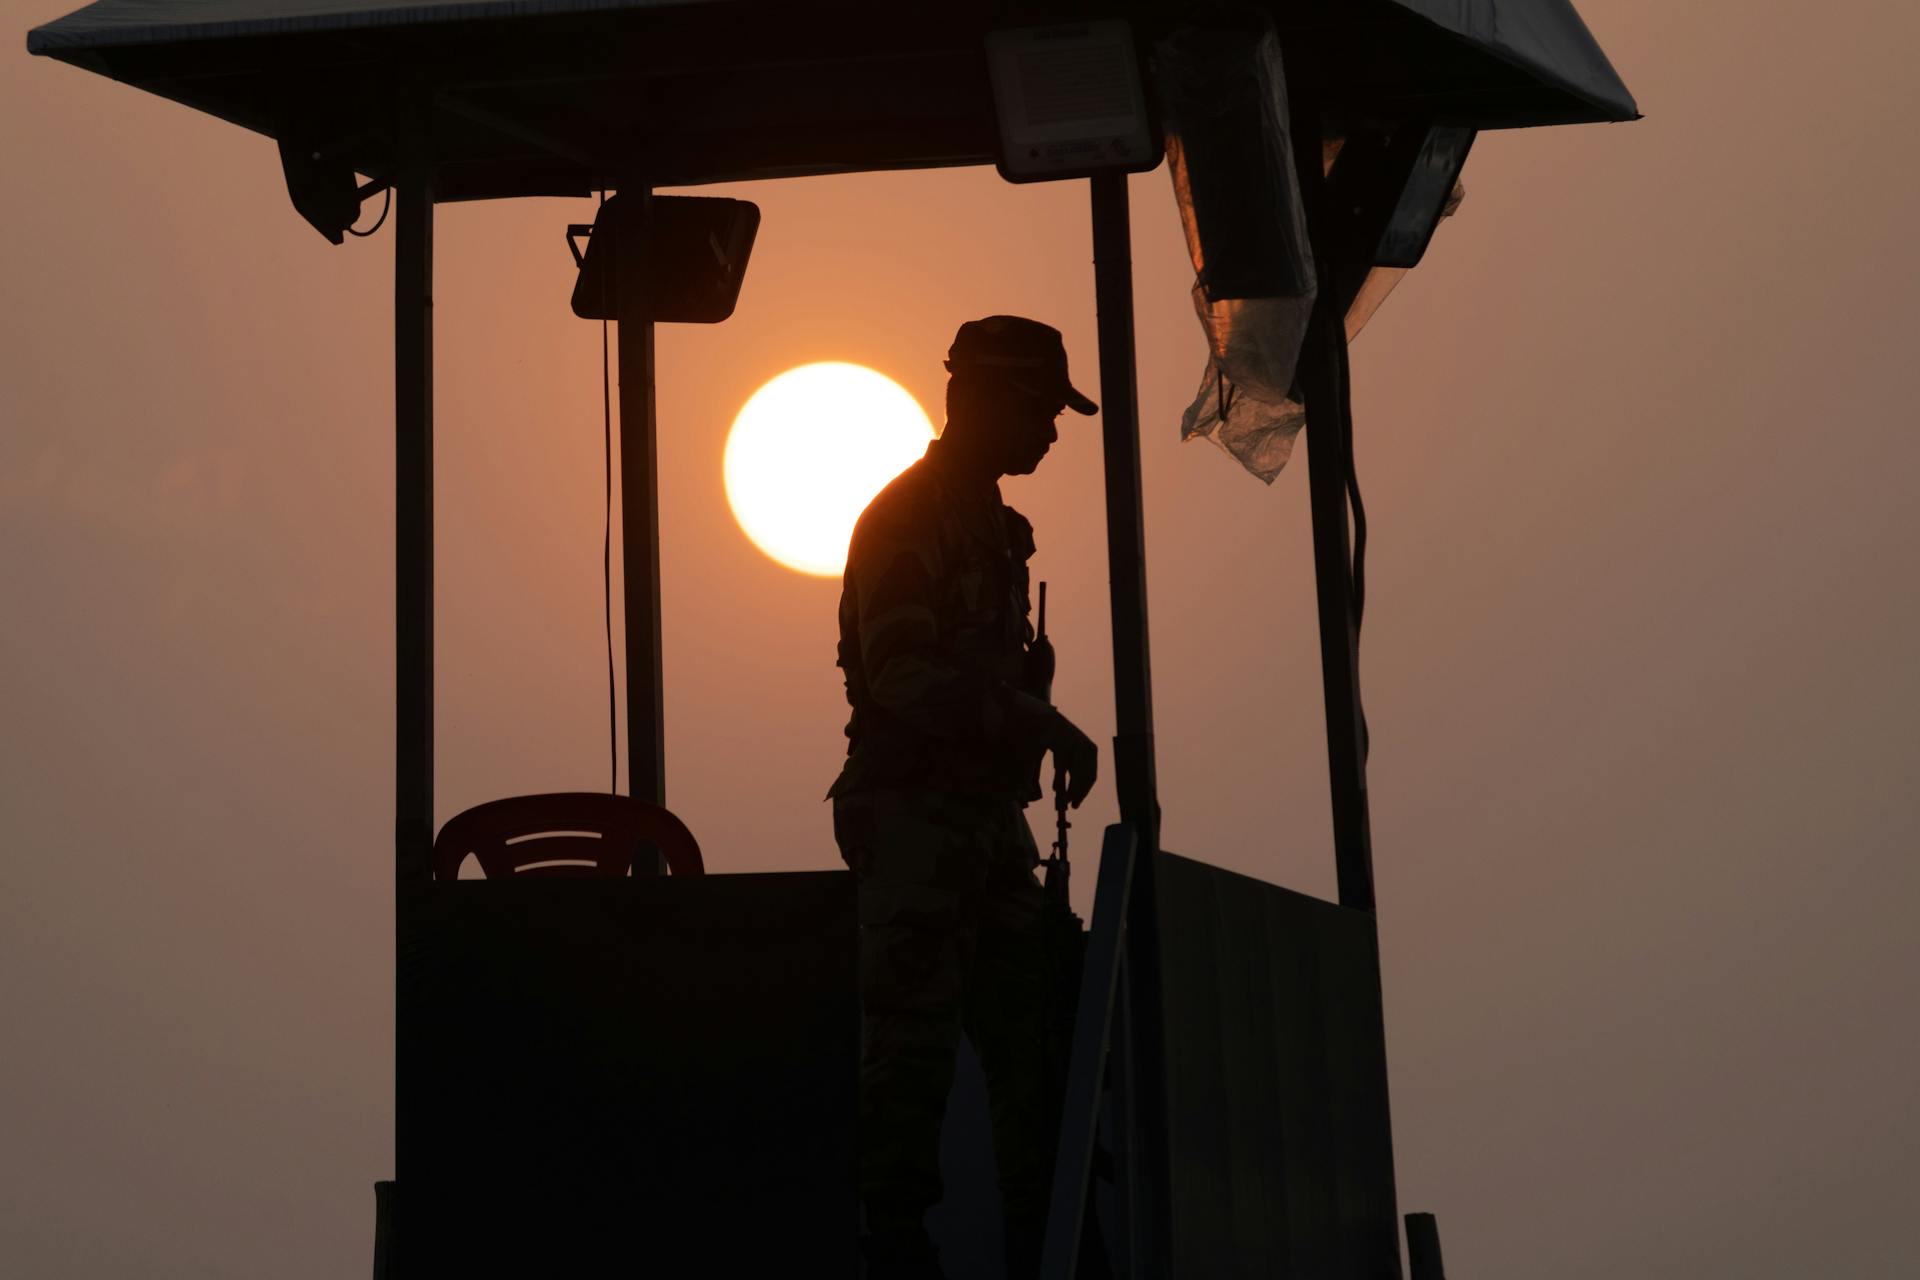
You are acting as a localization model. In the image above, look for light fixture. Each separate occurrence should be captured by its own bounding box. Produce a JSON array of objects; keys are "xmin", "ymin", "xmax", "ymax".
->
[
  {"xmin": 568, "ymin": 194, "xmax": 760, "ymax": 324},
  {"xmin": 1374, "ymin": 125, "xmax": 1475, "ymax": 268},
  {"xmin": 279, "ymin": 137, "xmax": 385, "ymax": 245},
  {"xmin": 986, "ymin": 21, "xmax": 1159, "ymax": 183}
]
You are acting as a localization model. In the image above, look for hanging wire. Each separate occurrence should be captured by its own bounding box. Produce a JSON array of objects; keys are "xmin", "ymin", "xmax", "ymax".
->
[
  {"xmin": 346, "ymin": 184, "xmax": 392, "ymax": 238},
  {"xmin": 1337, "ymin": 330, "xmax": 1367, "ymax": 633},
  {"xmin": 1334, "ymin": 327, "xmax": 1371, "ymax": 765},
  {"xmin": 598, "ymin": 189, "xmax": 618, "ymax": 794}
]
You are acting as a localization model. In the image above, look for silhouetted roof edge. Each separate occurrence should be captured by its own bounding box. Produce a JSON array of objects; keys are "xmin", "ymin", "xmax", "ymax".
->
[
  {"xmin": 28, "ymin": 0, "xmax": 1637, "ymax": 129},
  {"xmin": 26, "ymin": 0, "xmax": 706, "ymax": 55},
  {"xmin": 24, "ymin": 0, "xmax": 1637, "ymax": 197},
  {"xmin": 1388, "ymin": 0, "xmax": 1638, "ymax": 121}
]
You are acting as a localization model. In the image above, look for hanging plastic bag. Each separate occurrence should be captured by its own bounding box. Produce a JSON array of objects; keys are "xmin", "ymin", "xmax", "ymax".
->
[{"xmin": 1158, "ymin": 17, "xmax": 1316, "ymax": 484}]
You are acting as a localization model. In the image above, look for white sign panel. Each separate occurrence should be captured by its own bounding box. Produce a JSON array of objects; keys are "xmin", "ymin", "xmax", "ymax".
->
[{"xmin": 987, "ymin": 21, "xmax": 1159, "ymax": 183}]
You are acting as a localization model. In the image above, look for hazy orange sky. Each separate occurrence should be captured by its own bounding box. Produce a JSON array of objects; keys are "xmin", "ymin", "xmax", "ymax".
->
[{"xmin": 4, "ymin": 3, "xmax": 1918, "ymax": 1277}]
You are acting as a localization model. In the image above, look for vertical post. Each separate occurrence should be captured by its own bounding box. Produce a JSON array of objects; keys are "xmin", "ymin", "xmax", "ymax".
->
[
  {"xmin": 615, "ymin": 186, "xmax": 667, "ymax": 838},
  {"xmin": 392, "ymin": 88, "xmax": 434, "ymax": 1221},
  {"xmin": 1406, "ymin": 1213, "xmax": 1446, "ymax": 1280},
  {"xmin": 1290, "ymin": 106, "xmax": 1378, "ymax": 914},
  {"xmin": 1089, "ymin": 168, "xmax": 1170, "ymax": 1277},
  {"xmin": 1292, "ymin": 90, "xmax": 1407, "ymax": 1280},
  {"xmin": 1088, "ymin": 173, "xmax": 1159, "ymax": 853},
  {"xmin": 1105, "ymin": 950, "xmax": 1137, "ymax": 1275},
  {"xmin": 394, "ymin": 106, "xmax": 435, "ymax": 893}
]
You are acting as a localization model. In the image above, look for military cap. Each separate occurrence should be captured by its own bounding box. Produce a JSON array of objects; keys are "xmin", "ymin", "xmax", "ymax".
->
[{"xmin": 944, "ymin": 315, "xmax": 1098, "ymax": 416}]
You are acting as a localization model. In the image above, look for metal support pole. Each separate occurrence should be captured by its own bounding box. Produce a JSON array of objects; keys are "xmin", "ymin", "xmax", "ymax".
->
[
  {"xmin": 1089, "ymin": 168, "xmax": 1170, "ymax": 1277},
  {"xmin": 1406, "ymin": 1212, "xmax": 1446, "ymax": 1280},
  {"xmin": 615, "ymin": 186, "xmax": 667, "ymax": 833},
  {"xmin": 1290, "ymin": 107, "xmax": 1379, "ymax": 914},
  {"xmin": 1089, "ymin": 171, "xmax": 1159, "ymax": 854},
  {"xmin": 394, "ymin": 107, "xmax": 435, "ymax": 893},
  {"xmin": 1291, "ymin": 90, "xmax": 1407, "ymax": 1280},
  {"xmin": 1105, "ymin": 944, "xmax": 1137, "ymax": 1276},
  {"xmin": 392, "ymin": 88, "xmax": 434, "ymax": 1217}
]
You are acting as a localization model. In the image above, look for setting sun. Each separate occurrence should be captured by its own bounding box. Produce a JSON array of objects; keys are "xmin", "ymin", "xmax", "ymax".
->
[{"xmin": 723, "ymin": 362, "xmax": 936, "ymax": 577}]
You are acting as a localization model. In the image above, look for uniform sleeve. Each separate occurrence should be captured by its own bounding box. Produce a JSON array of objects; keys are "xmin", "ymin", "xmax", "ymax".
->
[
  {"xmin": 848, "ymin": 497, "xmax": 1053, "ymax": 748},
  {"xmin": 1004, "ymin": 504, "xmax": 1038, "ymax": 645}
]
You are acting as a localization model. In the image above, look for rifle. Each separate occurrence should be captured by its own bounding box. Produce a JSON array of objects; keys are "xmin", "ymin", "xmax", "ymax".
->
[
  {"xmin": 1036, "ymin": 581, "xmax": 1069, "ymax": 897},
  {"xmin": 1036, "ymin": 579, "xmax": 1076, "ymax": 1081}
]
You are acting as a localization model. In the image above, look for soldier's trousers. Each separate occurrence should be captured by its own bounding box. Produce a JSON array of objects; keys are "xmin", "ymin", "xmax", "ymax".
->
[{"xmin": 832, "ymin": 786, "xmax": 1049, "ymax": 1235}]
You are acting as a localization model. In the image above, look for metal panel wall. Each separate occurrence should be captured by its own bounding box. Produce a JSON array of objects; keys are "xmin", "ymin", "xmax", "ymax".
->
[
  {"xmin": 1156, "ymin": 853, "xmax": 1401, "ymax": 1278},
  {"xmin": 399, "ymin": 870, "xmax": 858, "ymax": 1275}
]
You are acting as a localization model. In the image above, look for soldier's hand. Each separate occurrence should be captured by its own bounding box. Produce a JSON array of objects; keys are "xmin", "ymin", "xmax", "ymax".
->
[{"xmin": 1047, "ymin": 711, "xmax": 1098, "ymax": 808}]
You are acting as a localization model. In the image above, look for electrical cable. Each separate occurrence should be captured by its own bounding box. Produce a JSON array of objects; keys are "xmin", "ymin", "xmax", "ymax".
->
[
  {"xmin": 346, "ymin": 184, "xmax": 391, "ymax": 238},
  {"xmin": 1337, "ymin": 328, "xmax": 1367, "ymax": 634},
  {"xmin": 1334, "ymin": 322, "xmax": 1371, "ymax": 765},
  {"xmin": 598, "ymin": 189, "xmax": 617, "ymax": 794}
]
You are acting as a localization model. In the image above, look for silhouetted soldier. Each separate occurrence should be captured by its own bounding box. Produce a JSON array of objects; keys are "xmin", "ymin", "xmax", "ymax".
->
[{"xmin": 830, "ymin": 316, "xmax": 1100, "ymax": 1280}]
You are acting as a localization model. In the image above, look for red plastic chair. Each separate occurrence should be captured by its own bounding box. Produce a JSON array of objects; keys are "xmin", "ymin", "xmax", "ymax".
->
[{"xmin": 432, "ymin": 792, "xmax": 704, "ymax": 881}]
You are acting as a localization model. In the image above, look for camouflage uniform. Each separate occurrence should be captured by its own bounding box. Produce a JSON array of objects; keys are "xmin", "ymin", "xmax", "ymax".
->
[{"xmin": 829, "ymin": 438, "xmax": 1054, "ymax": 1246}]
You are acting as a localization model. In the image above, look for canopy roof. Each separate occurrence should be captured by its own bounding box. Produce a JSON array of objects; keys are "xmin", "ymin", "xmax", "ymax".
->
[{"xmin": 28, "ymin": 0, "xmax": 1635, "ymax": 201}]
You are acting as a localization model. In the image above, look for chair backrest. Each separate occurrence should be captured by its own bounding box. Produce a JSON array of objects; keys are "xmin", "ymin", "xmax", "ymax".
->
[{"xmin": 433, "ymin": 792, "xmax": 704, "ymax": 881}]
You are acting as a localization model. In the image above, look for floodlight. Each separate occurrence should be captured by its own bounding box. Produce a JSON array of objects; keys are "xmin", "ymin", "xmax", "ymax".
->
[
  {"xmin": 986, "ymin": 21, "xmax": 1159, "ymax": 183},
  {"xmin": 568, "ymin": 194, "xmax": 760, "ymax": 324},
  {"xmin": 278, "ymin": 137, "xmax": 364, "ymax": 245},
  {"xmin": 1373, "ymin": 125, "xmax": 1475, "ymax": 268}
]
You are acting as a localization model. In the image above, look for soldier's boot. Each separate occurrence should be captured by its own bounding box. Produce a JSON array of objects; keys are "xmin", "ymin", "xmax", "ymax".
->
[
  {"xmin": 861, "ymin": 1225, "xmax": 947, "ymax": 1280},
  {"xmin": 1004, "ymin": 1211, "xmax": 1044, "ymax": 1280}
]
